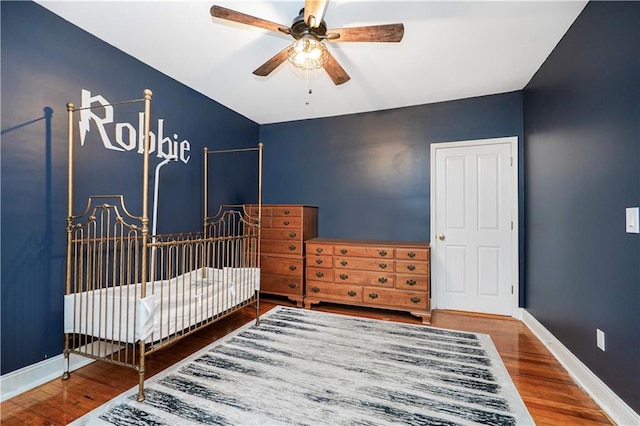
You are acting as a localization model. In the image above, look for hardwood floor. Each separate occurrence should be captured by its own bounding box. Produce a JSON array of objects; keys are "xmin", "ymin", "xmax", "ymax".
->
[{"xmin": 1, "ymin": 298, "xmax": 614, "ymax": 425}]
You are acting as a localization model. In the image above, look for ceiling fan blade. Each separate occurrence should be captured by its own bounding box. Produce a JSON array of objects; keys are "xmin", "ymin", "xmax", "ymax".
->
[
  {"xmin": 327, "ymin": 23, "xmax": 404, "ymax": 42},
  {"xmin": 304, "ymin": 0, "xmax": 328, "ymax": 28},
  {"xmin": 211, "ymin": 5, "xmax": 287, "ymax": 33},
  {"xmin": 323, "ymin": 52, "xmax": 350, "ymax": 85},
  {"xmin": 253, "ymin": 47, "xmax": 290, "ymax": 77}
]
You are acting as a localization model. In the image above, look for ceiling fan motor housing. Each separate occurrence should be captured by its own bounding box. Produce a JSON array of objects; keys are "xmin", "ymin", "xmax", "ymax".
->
[{"xmin": 290, "ymin": 8, "xmax": 327, "ymax": 40}]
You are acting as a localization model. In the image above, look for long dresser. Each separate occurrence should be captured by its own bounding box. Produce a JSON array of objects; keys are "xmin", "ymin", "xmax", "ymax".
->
[
  {"xmin": 305, "ymin": 238, "xmax": 431, "ymax": 323},
  {"xmin": 247, "ymin": 204, "xmax": 318, "ymax": 307}
]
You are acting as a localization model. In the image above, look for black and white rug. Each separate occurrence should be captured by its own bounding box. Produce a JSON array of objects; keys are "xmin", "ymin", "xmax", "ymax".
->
[{"xmin": 71, "ymin": 306, "xmax": 534, "ymax": 425}]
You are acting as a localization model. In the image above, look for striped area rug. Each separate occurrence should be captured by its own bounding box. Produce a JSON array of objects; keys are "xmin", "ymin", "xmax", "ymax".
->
[{"xmin": 72, "ymin": 306, "xmax": 534, "ymax": 425}]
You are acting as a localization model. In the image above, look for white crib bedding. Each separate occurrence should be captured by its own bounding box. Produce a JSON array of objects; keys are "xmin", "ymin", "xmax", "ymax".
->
[{"xmin": 63, "ymin": 267, "xmax": 260, "ymax": 344}]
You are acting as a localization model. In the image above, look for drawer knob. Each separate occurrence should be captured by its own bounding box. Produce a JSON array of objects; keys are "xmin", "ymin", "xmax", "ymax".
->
[
  {"xmin": 347, "ymin": 291, "xmax": 357, "ymax": 297},
  {"xmin": 368, "ymin": 293, "xmax": 379, "ymax": 299},
  {"xmin": 407, "ymin": 264, "xmax": 416, "ymax": 271},
  {"xmin": 289, "ymin": 265, "xmax": 297, "ymax": 271},
  {"xmin": 316, "ymin": 271, "xmax": 324, "ymax": 278},
  {"xmin": 411, "ymin": 297, "xmax": 421, "ymax": 304},
  {"xmin": 408, "ymin": 252, "xmax": 416, "ymax": 258},
  {"xmin": 316, "ymin": 248, "xmax": 323, "ymax": 254},
  {"xmin": 288, "ymin": 282, "xmax": 297, "ymax": 288},
  {"xmin": 315, "ymin": 259, "xmax": 323, "ymax": 265},
  {"xmin": 340, "ymin": 249, "xmax": 348, "ymax": 255},
  {"xmin": 289, "ymin": 245, "xmax": 296, "ymax": 251},
  {"xmin": 311, "ymin": 286, "xmax": 320, "ymax": 293},
  {"xmin": 284, "ymin": 209, "xmax": 290, "ymax": 215},
  {"xmin": 339, "ymin": 273, "xmax": 349, "ymax": 280},
  {"xmin": 406, "ymin": 279, "xmax": 417, "ymax": 286},
  {"xmin": 283, "ymin": 221, "xmax": 290, "ymax": 226},
  {"xmin": 340, "ymin": 260, "xmax": 348, "ymax": 267},
  {"xmin": 379, "ymin": 250, "xmax": 387, "ymax": 257},
  {"xmin": 289, "ymin": 232, "xmax": 296, "ymax": 238},
  {"xmin": 379, "ymin": 263, "xmax": 387, "ymax": 269},
  {"xmin": 378, "ymin": 277, "xmax": 388, "ymax": 284}
]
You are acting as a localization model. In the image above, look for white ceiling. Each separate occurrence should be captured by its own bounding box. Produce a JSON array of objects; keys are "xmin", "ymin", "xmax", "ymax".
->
[{"xmin": 36, "ymin": 0, "xmax": 587, "ymax": 124}]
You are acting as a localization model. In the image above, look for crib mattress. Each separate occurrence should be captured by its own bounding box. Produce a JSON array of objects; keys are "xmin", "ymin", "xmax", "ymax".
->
[{"xmin": 64, "ymin": 267, "xmax": 259, "ymax": 343}]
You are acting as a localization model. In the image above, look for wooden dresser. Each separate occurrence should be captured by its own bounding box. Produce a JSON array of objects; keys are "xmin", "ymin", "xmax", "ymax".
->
[
  {"xmin": 248, "ymin": 205, "xmax": 318, "ymax": 307},
  {"xmin": 305, "ymin": 238, "xmax": 431, "ymax": 323}
]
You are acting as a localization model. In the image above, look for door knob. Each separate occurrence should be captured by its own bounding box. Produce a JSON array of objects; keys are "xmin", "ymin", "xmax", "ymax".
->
[{"xmin": 438, "ymin": 234, "xmax": 445, "ymax": 241}]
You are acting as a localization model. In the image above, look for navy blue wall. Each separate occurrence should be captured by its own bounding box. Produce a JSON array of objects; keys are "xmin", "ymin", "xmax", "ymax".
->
[
  {"xmin": 524, "ymin": 1, "xmax": 639, "ymax": 412},
  {"xmin": 1, "ymin": 2, "xmax": 259, "ymax": 374},
  {"xmin": 260, "ymin": 93, "xmax": 523, "ymax": 241}
]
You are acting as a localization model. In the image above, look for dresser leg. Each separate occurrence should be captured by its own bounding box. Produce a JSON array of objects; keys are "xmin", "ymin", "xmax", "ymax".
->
[
  {"xmin": 411, "ymin": 311, "xmax": 432, "ymax": 325},
  {"xmin": 303, "ymin": 298, "xmax": 320, "ymax": 309},
  {"xmin": 287, "ymin": 296, "xmax": 304, "ymax": 308}
]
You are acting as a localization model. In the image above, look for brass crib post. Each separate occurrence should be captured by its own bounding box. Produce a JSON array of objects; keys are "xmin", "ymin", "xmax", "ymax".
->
[
  {"xmin": 62, "ymin": 102, "xmax": 75, "ymax": 380},
  {"xmin": 203, "ymin": 147, "xmax": 209, "ymax": 277},
  {"xmin": 137, "ymin": 89, "xmax": 153, "ymax": 402},
  {"xmin": 256, "ymin": 142, "xmax": 263, "ymax": 324},
  {"xmin": 203, "ymin": 147, "xmax": 208, "ymax": 234}
]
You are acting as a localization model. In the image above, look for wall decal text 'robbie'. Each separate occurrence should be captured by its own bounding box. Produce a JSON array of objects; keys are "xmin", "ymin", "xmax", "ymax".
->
[{"xmin": 78, "ymin": 89, "xmax": 191, "ymax": 164}]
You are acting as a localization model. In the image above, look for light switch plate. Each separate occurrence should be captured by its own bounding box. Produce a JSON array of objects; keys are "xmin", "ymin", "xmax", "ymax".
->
[
  {"xmin": 626, "ymin": 207, "xmax": 639, "ymax": 234},
  {"xmin": 597, "ymin": 329, "xmax": 605, "ymax": 351}
]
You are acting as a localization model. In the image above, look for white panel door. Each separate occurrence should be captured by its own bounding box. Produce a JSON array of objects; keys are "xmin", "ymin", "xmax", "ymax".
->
[{"xmin": 431, "ymin": 138, "xmax": 516, "ymax": 316}]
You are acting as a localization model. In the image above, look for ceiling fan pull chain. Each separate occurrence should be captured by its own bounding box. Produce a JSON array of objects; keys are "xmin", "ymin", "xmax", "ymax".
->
[{"xmin": 305, "ymin": 67, "xmax": 312, "ymax": 105}]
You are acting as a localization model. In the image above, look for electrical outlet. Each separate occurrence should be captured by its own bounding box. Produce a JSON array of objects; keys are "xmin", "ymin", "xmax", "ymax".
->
[
  {"xmin": 596, "ymin": 329, "xmax": 605, "ymax": 351},
  {"xmin": 626, "ymin": 207, "xmax": 639, "ymax": 233}
]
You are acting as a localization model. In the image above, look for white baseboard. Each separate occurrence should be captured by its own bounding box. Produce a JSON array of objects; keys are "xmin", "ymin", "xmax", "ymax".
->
[
  {"xmin": 521, "ymin": 308, "xmax": 640, "ymax": 426},
  {"xmin": 0, "ymin": 353, "xmax": 94, "ymax": 402}
]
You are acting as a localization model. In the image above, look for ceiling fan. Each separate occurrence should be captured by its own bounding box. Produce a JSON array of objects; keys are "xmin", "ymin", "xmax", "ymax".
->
[{"xmin": 210, "ymin": 1, "xmax": 404, "ymax": 85}]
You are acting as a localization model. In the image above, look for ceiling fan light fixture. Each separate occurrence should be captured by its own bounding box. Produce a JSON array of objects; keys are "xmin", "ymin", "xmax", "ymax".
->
[{"xmin": 287, "ymin": 36, "xmax": 328, "ymax": 70}]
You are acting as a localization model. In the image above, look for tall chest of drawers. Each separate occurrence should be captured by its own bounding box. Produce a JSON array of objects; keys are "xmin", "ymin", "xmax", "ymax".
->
[
  {"xmin": 247, "ymin": 204, "xmax": 318, "ymax": 307},
  {"xmin": 305, "ymin": 238, "xmax": 431, "ymax": 323}
]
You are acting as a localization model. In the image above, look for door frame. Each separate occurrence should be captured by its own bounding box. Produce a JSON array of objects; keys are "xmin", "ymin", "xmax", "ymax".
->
[{"xmin": 429, "ymin": 136, "xmax": 520, "ymax": 317}]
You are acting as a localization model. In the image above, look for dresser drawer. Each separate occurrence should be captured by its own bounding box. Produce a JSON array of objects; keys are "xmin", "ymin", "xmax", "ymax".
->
[
  {"xmin": 260, "ymin": 256, "xmax": 303, "ymax": 276},
  {"xmin": 272, "ymin": 206, "xmax": 303, "ymax": 217},
  {"xmin": 334, "ymin": 269, "xmax": 394, "ymax": 287},
  {"xmin": 261, "ymin": 274, "xmax": 303, "ymax": 296},
  {"xmin": 269, "ymin": 216, "xmax": 302, "ymax": 229},
  {"xmin": 395, "ymin": 260, "xmax": 429, "ymax": 275},
  {"xmin": 334, "ymin": 256, "xmax": 393, "ymax": 272},
  {"xmin": 306, "ymin": 282, "xmax": 362, "ymax": 302},
  {"xmin": 261, "ymin": 239, "xmax": 303, "ymax": 256},
  {"xmin": 261, "ymin": 228, "xmax": 302, "ymax": 241},
  {"xmin": 307, "ymin": 243, "xmax": 333, "ymax": 256},
  {"xmin": 245, "ymin": 205, "xmax": 272, "ymax": 217},
  {"xmin": 309, "ymin": 254, "xmax": 333, "ymax": 268},
  {"xmin": 395, "ymin": 274, "xmax": 429, "ymax": 291},
  {"xmin": 257, "ymin": 216, "xmax": 272, "ymax": 228},
  {"xmin": 333, "ymin": 245, "xmax": 394, "ymax": 259},
  {"xmin": 396, "ymin": 248, "xmax": 429, "ymax": 261},
  {"xmin": 307, "ymin": 267, "xmax": 333, "ymax": 282},
  {"xmin": 362, "ymin": 288, "xmax": 428, "ymax": 310}
]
